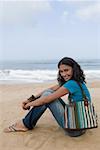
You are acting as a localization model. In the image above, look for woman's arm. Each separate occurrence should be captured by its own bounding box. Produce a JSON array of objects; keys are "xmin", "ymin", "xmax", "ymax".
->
[
  {"xmin": 34, "ymin": 84, "xmax": 60, "ymax": 98},
  {"xmin": 24, "ymin": 86, "xmax": 69, "ymax": 109},
  {"xmin": 22, "ymin": 84, "xmax": 60, "ymax": 110}
]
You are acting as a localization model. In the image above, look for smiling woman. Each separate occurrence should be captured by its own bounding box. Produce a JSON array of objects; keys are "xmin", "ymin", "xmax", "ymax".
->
[{"xmin": 4, "ymin": 57, "xmax": 94, "ymax": 137}]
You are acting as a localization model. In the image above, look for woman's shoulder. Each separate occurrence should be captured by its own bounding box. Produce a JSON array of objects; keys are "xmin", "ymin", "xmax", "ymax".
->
[
  {"xmin": 63, "ymin": 80, "xmax": 78, "ymax": 88},
  {"xmin": 64, "ymin": 80, "xmax": 86, "ymax": 88},
  {"xmin": 63, "ymin": 80, "xmax": 80, "ymax": 94},
  {"xmin": 67, "ymin": 80, "xmax": 86, "ymax": 85},
  {"xmin": 65, "ymin": 80, "xmax": 77, "ymax": 85}
]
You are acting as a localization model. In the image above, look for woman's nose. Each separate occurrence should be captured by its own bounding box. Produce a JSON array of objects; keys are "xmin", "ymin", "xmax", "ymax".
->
[{"xmin": 62, "ymin": 72, "xmax": 66, "ymax": 77}]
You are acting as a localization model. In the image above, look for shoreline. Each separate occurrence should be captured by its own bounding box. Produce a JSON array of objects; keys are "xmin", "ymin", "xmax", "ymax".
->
[{"xmin": 0, "ymin": 79, "xmax": 100, "ymax": 87}]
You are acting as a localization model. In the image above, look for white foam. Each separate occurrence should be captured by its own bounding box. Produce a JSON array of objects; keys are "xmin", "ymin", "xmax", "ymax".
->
[
  {"xmin": 84, "ymin": 70, "xmax": 100, "ymax": 80},
  {"xmin": 0, "ymin": 69, "xmax": 100, "ymax": 84},
  {"xmin": 0, "ymin": 69, "xmax": 57, "ymax": 83}
]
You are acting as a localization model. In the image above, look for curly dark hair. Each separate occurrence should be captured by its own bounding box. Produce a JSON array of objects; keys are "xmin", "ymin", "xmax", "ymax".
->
[{"xmin": 57, "ymin": 57, "xmax": 86, "ymax": 86}]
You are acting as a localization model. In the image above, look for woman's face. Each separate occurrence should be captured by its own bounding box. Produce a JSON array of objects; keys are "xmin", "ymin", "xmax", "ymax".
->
[{"xmin": 59, "ymin": 64, "xmax": 73, "ymax": 81}]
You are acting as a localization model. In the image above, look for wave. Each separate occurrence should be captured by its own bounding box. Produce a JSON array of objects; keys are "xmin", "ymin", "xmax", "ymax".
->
[
  {"xmin": 0, "ymin": 69, "xmax": 57, "ymax": 83},
  {"xmin": 0, "ymin": 69, "xmax": 100, "ymax": 84}
]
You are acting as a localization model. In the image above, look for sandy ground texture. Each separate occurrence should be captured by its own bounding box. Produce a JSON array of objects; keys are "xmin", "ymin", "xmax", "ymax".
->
[{"xmin": 0, "ymin": 81, "xmax": 100, "ymax": 150}]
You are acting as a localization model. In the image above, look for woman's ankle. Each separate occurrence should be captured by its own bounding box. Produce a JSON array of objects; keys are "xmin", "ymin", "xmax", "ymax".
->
[{"xmin": 16, "ymin": 120, "xmax": 28, "ymax": 130}]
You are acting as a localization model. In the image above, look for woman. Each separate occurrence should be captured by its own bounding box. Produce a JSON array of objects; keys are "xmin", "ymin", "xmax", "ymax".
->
[{"xmin": 4, "ymin": 57, "xmax": 91, "ymax": 137}]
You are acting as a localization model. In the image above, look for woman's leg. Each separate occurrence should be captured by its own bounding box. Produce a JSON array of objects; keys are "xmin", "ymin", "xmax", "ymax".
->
[
  {"xmin": 46, "ymin": 99, "xmax": 65, "ymax": 128},
  {"xmin": 43, "ymin": 90, "xmax": 86, "ymax": 137},
  {"xmin": 22, "ymin": 89, "xmax": 59, "ymax": 129},
  {"xmin": 4, "ymin": 89, "xmax": 86, "ymax": 136},
  {"xmin": 22, "ymin": 89, "xmax": 55, "ymax": 129},
  {"xmin": 46, "ymin": 98, "xmax": 86, "ymax": 137},
  {"xmin": 4, "ymin": 105, "xmax": 47, "ymax": 132},
  {"xmin": 23, "ymin": 105, "xmax": 47, "ymax": 129},
  {"xmin": 23, "ymin": 87, "xmax": 86, "ymax": 136},
  {"xmin": 22, "ymin": 89, "xmax": 65, "ymax": 129},
  {"xmin": 4, "ymin": 90, "xmax": 49, "ymax": 132}
]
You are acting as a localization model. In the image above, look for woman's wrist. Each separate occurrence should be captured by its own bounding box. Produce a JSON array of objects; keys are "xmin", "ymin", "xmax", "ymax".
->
[{"xmin": 27, "ymin": 95, "xmax": 36, "ymax": 102}]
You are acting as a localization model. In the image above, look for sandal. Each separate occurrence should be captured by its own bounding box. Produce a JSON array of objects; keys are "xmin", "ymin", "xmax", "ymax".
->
[{"xmin": 4, "ymin": 123, "xmax": 28, "ymax": 133}]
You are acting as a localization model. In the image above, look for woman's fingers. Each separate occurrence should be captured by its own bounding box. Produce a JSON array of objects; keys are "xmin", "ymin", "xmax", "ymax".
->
[
  {"xmin": 22, "ymin": 100, "xmax": 28, "ymax": 110},
  {"xmin": 24, "ymin": 103, "xmax": 29, "ymax": 109},
  {"xmin": 22, "ymin": 100, "xmax": 28, "ymax": 104},
  {"xmin": 24, "ymin": 102, "xmax": 33, "ymax": 109},
  {"xmin": 22, "ymin": 100, "xmax": 31, "ymax": 110}
]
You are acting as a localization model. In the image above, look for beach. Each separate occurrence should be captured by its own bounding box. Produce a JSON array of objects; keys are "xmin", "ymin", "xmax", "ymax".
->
[{"xmin": 0, "ymin": 81, "xmax": 100, "ymax": 150}]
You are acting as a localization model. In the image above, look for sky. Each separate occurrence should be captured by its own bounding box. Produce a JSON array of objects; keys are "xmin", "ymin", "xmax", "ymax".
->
[{"xmin": 0, "ymin": 0, "xmax": 100, "ymax": 61}]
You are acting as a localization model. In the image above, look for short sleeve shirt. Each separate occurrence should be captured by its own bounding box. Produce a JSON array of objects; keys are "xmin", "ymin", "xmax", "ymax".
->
[{"xmin": 63, "ymin": 80, "xmax": 91, "ymax": 102}]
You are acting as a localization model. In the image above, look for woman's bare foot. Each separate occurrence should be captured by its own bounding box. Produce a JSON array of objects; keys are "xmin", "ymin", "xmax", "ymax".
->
[{"xmin": 4, "ymin": 120, "xmax": 28, "ymax": 133}]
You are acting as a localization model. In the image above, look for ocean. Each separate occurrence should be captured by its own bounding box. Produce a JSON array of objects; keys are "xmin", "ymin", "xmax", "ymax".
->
[{"xmin": 0, "ymin": 59, "xmax": 100, "ymax": 84}]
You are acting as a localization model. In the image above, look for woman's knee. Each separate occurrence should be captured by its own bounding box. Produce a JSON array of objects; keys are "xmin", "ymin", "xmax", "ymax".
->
[{"xmin": 42, "ymin": 89, "xmax": 54, "ymax": 97}]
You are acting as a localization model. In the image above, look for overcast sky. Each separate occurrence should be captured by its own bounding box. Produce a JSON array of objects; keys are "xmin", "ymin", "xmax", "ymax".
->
[{"xmin": 0, "ymin": 0, "xmax": 100, "ymax": 61}]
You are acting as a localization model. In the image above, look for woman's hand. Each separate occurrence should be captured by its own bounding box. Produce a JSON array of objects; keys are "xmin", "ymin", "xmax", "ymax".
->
[
  {"xmin": 22, "ymin": 100, "xmax": 30, "ymax": 110},
  {"xmin": 22, "ymin": 95, "xmax": 38, "ymax": 110},
  {"xmin": 24, "ymin": 101, "xmax": 34, "ymax": 110}
]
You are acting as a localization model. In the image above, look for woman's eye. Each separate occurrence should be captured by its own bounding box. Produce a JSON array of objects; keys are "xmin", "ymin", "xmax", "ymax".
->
[
  {"xmin": 64, "ymin": 69, "xmax": 68, "ymax": 72},
  {"xmin": 59, "ymin": 70, "xmax": 64, "ymax": 73}
]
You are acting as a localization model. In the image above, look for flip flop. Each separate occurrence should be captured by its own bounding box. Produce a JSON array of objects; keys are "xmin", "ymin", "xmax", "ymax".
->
[{"xmin": 4, "ymin": 124, "xmax": 28, "ymax": 133}]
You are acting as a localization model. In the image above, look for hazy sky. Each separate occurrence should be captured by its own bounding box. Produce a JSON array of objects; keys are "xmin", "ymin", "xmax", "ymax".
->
[{"xmin": 0, "ymin": 0, "xmax": 100, "ymax": 61}]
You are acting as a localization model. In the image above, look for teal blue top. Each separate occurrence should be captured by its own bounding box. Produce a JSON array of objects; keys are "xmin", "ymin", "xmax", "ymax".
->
[{"xmin": 63, "ymin": 80, "xmax": 91, "ymax": 102}]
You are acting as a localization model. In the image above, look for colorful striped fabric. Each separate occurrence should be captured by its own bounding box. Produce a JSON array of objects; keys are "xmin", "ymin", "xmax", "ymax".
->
[{"xmin": 64, "ymin": 101, "xmax": 98, "ymax": 130}]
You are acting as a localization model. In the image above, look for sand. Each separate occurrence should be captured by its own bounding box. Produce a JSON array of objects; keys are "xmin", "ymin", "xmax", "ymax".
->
[{"xmin": 0, "ymin": 81, "xmax": 100, "ymax": 150}]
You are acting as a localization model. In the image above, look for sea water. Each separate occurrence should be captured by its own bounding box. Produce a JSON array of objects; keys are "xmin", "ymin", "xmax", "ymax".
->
[{"xmin": 0, "ymin": 59, "xmax": 100, "ymax": 84}]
